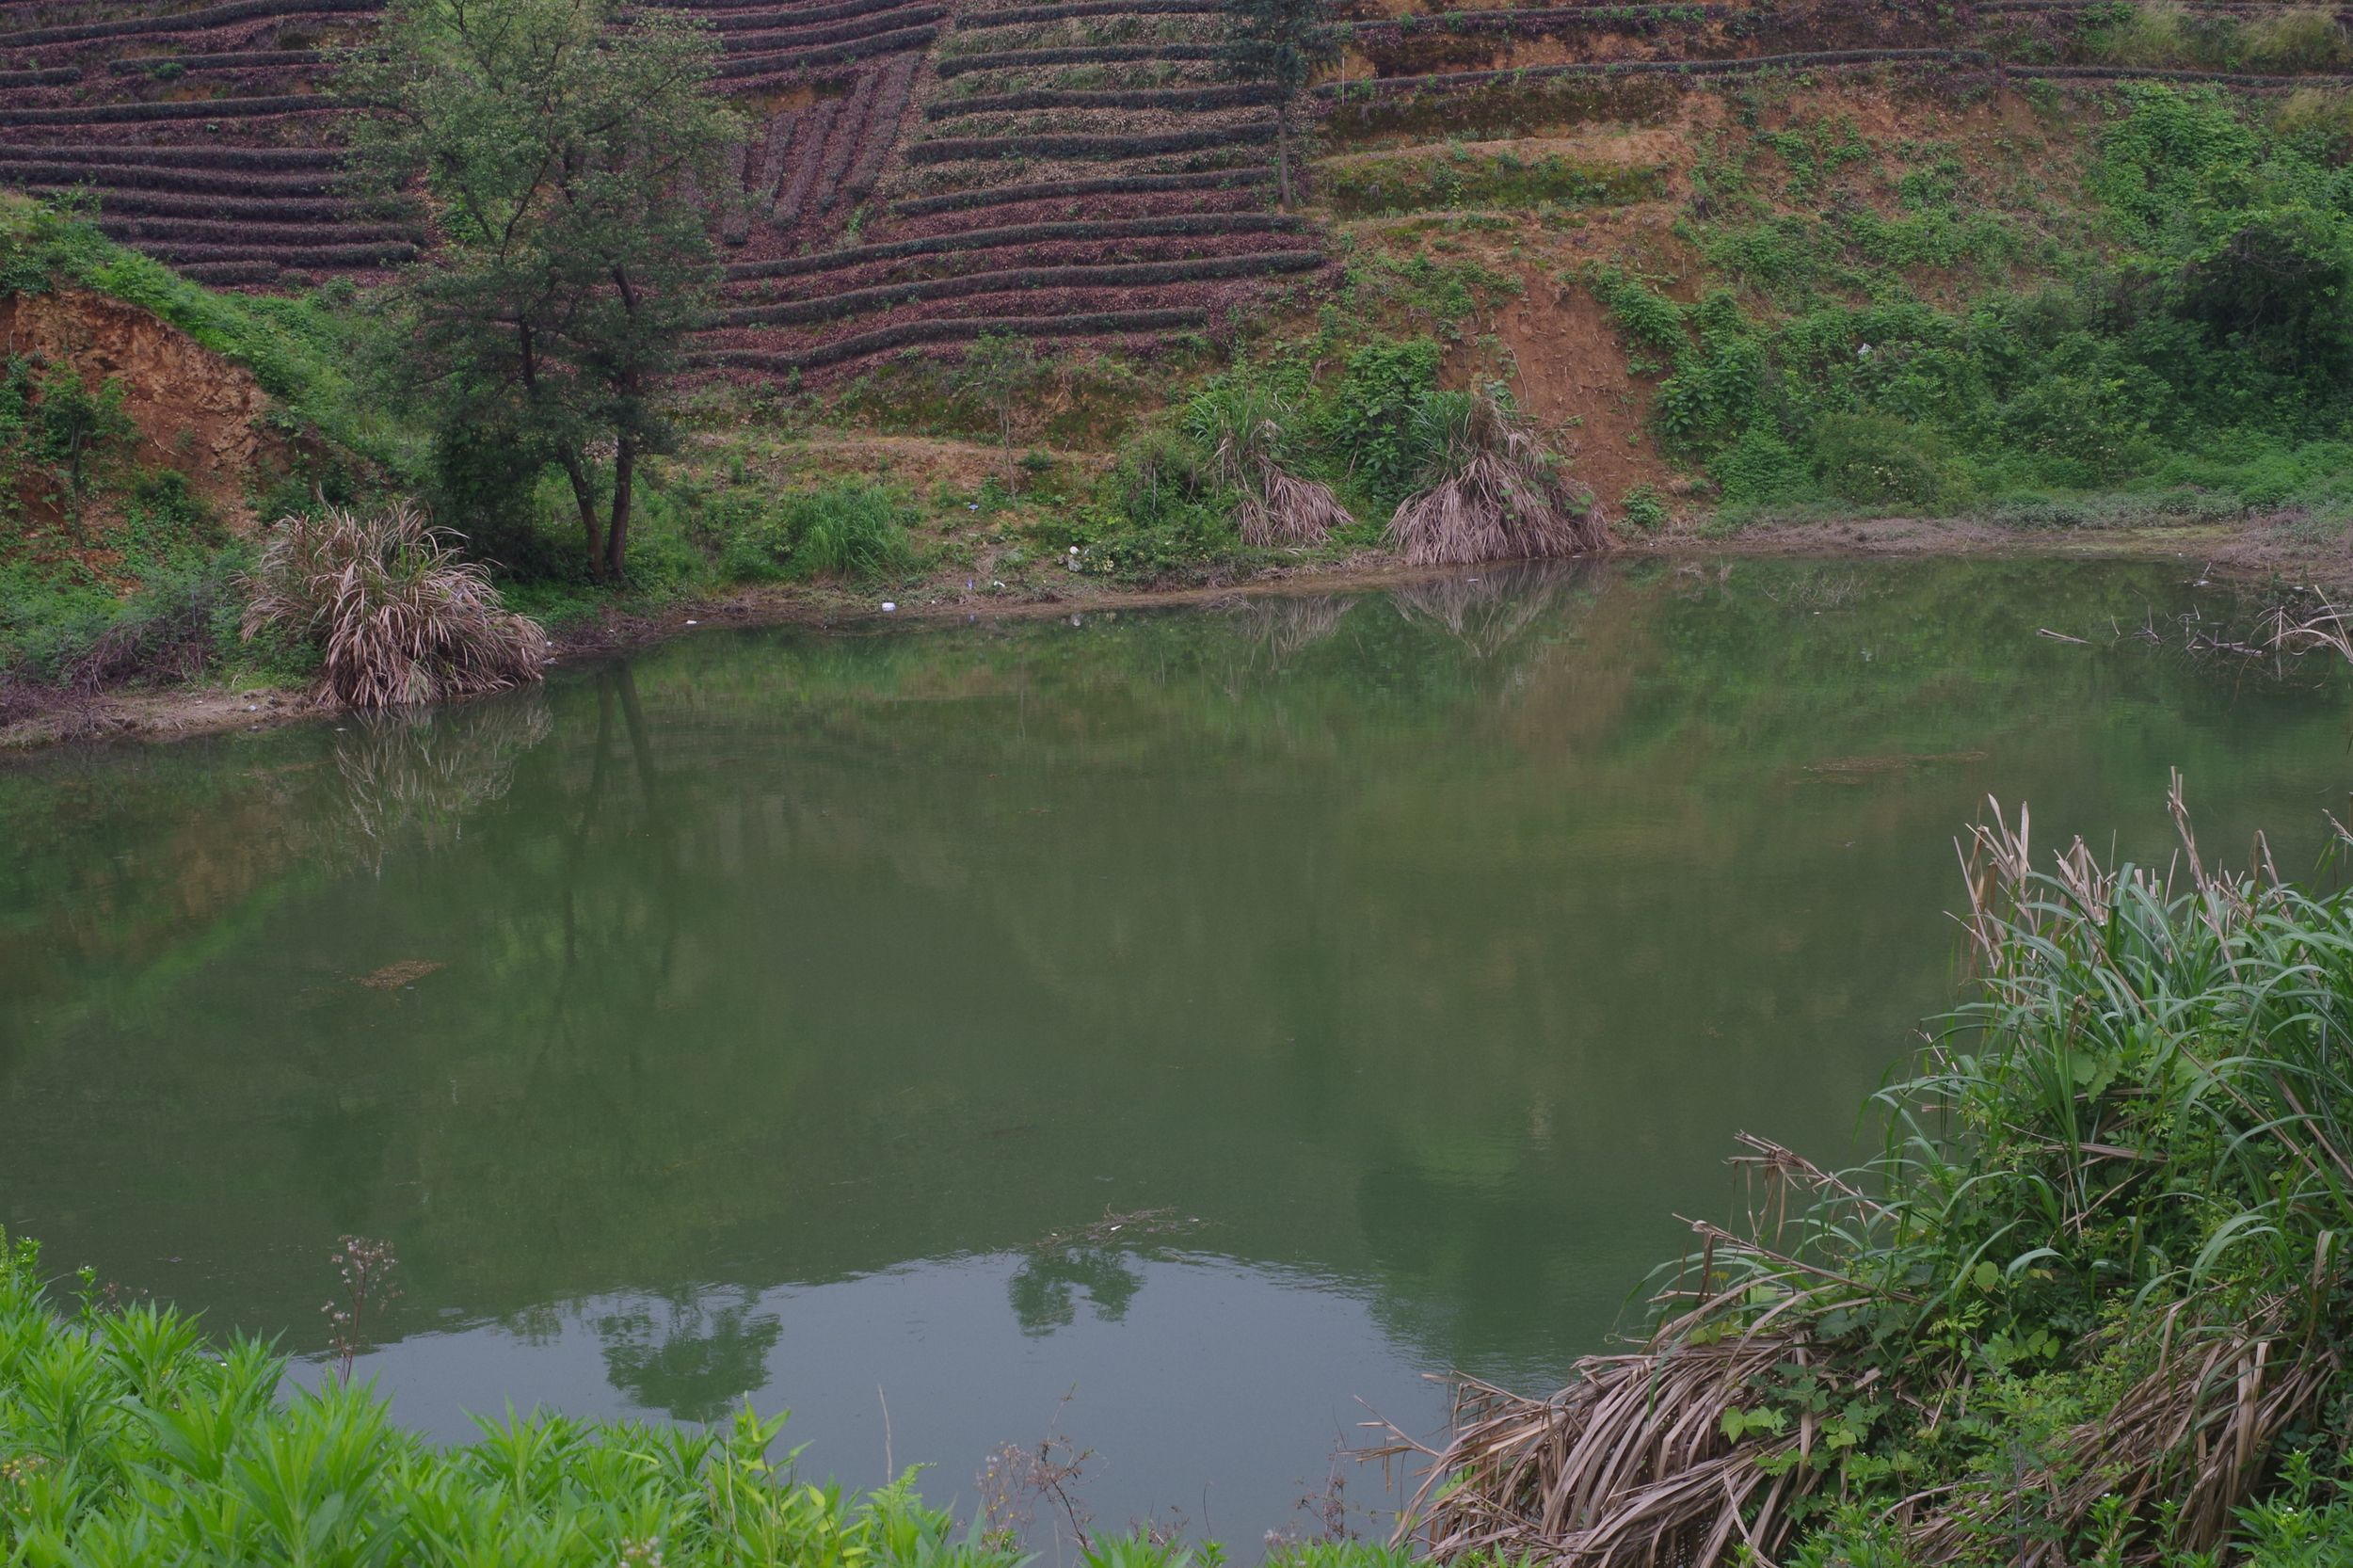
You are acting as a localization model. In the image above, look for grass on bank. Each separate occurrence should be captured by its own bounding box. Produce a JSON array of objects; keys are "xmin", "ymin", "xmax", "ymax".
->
[{"xmin": 1401, "ymin": 782, "xmax": 2353, "ymax": 1567}]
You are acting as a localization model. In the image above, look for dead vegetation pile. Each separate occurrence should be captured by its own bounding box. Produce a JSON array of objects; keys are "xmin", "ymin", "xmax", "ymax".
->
[
  {"xmin": 1386, "ymin": 391, "xmax": 1608, "ymax": 566},
  {"xmin": 242, "ymin": 504, "xmax": 549, "ymax": 710}
]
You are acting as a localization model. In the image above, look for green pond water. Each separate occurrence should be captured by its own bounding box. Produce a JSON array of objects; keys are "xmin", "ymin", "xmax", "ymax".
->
[{"xmin": 4, "ymin": 555, "xmax": 2350, "ymax": 1544}]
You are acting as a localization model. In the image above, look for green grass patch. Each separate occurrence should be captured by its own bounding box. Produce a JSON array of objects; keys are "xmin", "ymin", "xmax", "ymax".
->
[
  {"xmin": 1581, "ymin": 86, "xmax": 2353, "ymax": 520},
  {"xmin": 1319, "ymin": 148, "xmax": 1660, "ymax": 218}
]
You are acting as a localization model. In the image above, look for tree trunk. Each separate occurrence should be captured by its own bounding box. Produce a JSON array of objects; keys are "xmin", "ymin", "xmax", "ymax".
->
[
  {"xmin": 605, "ymin": 430, "xmax": 635, "ymax": 581},
  {"xmin": 561, "ymin": 453, "xmax": 606, "ymax": 578},
  {"xmin": 1275, "ymin": 98, "xmax": 1292, "ymax": 212}
]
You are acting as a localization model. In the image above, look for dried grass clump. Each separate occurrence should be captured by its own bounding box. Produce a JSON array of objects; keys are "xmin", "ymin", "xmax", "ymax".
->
[
  {"xmin": 1384, "ymin": 777, "xmax": 2353, "ymax": 1567},
  {"xmin": 1187, "ymin": 385, "xmax": 1353, "ymax": 548},
  {"xmin": 1385, "ymin": 392, "xmax": 1606, "ymax": 567},
  {"xmin": 2096, "ymin": 0, "xmax": 2193, "ymax": 65},
  {"xmin": 1245, "ymin": 463, "xmax": 1353, "ymax": 548},
  {"xmin": 2246, "ymin": 6, "xmax": 2349, "ymax": 68},
  {"xmin": 242, "ymin": 504, "xmax": 549, "ymax": 710}
]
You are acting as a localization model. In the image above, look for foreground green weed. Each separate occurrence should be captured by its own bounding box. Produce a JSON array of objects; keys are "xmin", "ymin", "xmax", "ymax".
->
[
  {"xmin": 1415, "ymin": 787, "xmax": 2353, "ymax": 1564},
  {"xmin": 0, "ymin": 1235, "xmax": 1428, "ymax": 1566},
  {"xmin": 0, "ymin": 1242, "xmax": 1014, "ymax": 1564}
]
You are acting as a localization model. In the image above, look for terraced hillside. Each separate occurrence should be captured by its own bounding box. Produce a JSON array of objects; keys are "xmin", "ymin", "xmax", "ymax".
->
[
  {"xmin": 696, "ymin": 0, "xmax": 1316, "ymax": 375},
  {"xmin": 0, "ymin": 0, "xmax": 1315, "ymax": 371},
  {"xmin": 8, "ymin": 0, "xmax": 2353, "ymax": 383}
]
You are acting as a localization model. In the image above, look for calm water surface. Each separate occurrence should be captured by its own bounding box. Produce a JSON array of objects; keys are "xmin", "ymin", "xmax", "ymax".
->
[{"xmin": 4, "ymin": 556, "xmax": 2349, "ymax": 1545}]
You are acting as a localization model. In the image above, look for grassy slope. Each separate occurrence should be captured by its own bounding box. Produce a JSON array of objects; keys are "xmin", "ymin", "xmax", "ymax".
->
[
  {"xmin": 14, "ymin": 29, "xmax": 2353, "ymax": 703},
  {"xmin": 754, "ymin": 69, "xmax": 2353, "ymax": 594},
  {"xmin": 0, "ymin": 192, "xmax": 403, "ymax": 700}
]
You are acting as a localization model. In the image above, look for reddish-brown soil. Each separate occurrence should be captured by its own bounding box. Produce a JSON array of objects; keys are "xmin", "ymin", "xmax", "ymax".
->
[
  {"xmin": 1449, "ymin": 266, "xmax": 1669, "ymax": 510},
  {"xmin": 0, "ymin": 283, "xmax": 283, "ymax": 533}
]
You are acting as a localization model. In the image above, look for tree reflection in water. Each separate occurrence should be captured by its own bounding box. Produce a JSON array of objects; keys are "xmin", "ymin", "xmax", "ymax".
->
[
  {"xmin": 596, "ymin": 1288, "xmax": 784, "ymax": 1422},
  {"xmin": 1008, "ymin": 1247, "xmax": 1145, "ymax": 1336}
]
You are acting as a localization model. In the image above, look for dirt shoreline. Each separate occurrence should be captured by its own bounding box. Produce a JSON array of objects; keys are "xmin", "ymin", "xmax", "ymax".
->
[{"xmin": 0, "ymin": 516, "xmax": 2315, "ymax": 758}]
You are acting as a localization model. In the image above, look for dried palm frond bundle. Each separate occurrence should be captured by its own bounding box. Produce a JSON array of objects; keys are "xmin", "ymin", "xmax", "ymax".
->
[
  {"xmin": 1385, "ymin": 391, "xmax": 1607, "ymax": 566},
  {"xmin": 1244, "ymin": 462, "xmax": 1353, "ymax": 548},
  {"xmin": 1384, "ymin": 777, "xmax": 2353, "ymax": 1567},
  {"xmin": 242, "ymin": 504, "xmax": 550, "ymax": 710},
  {"xmin": 1185, "ymin": 384, "xmax": 1353, "ymax": 548},
  {"xmin": 1383, "ymin": 1144, "xmax": 1903, "ymax": 1566}
]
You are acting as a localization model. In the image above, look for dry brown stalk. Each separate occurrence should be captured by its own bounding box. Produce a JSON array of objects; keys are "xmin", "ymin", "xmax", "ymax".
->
[
  {"xmin": 1385, "ymin": 392, "xmax": 1607, "ymax": 567},
  {"xmin": 1209, "ymin": 415, "xmax": 1352, "ymax": 548},
  {"xmin": 1242, "ymin": 462, "xmax": 1353, "ymax": 548},
  {"xmin": 242, "ymin": 504, "xmax": 549, "ymax": 710},
  {"xmin": 1380, "ymin": 1330, "xmax": 1845, "ymax": 1566}
]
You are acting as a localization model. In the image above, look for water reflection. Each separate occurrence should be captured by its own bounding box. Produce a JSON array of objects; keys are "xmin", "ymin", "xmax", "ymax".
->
[
  {"xmin": 597, "ymin": 1288, "xmax": 785, "ymax": 1422},
  {"xmin": 336, "ymin": 697, "xmax": 552, "ymax": 857},
  {"xmin": 1011, "ymin": 1249, "xmax": 1146, "ymax": 1336},
  {"xmin": 333, "ymin": 1253, "xmax": 1428, "ymax": 1540},
  {"xmin": 5, "ymin": 557, "xmax": 2351, "ymax": 1547},
  {"xmin": 1386, "ymin": 564, "xmax": 1581, "ymax": 660}
]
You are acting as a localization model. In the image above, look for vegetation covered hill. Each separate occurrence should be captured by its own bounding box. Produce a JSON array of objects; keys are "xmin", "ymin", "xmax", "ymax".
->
[{"xmin": 8, "ymin": 0, "xmax": 2353, "ymax": 711}]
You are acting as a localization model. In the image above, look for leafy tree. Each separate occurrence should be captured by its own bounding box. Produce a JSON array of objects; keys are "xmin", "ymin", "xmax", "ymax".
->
[
  {"xmin": 0, "ymin": 356, "xmax": 137, "ymax": 541},
  {"xmin": 345, "ymin": 0, "xmax": 742, "ymax": 580},
  {"xmin": 962, "ymin": 332, "xmax": 1039, "ymax": 492},
  {"xmin": 1217, "ymin": 0, "xmax": 1339, "ymax": 212},
  {"xmin": 2169, "ymin": 210, "xmax": 2353, "ymax": 385}
]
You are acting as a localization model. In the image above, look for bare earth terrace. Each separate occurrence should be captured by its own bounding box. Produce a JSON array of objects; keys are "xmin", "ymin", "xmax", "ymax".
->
[{"xmin": 10, "ymin": 0, "xmax": 2353, "ymax": 377}]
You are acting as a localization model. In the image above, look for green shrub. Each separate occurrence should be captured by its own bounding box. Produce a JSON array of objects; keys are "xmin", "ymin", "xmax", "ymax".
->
[
  {"xmin": 1591, "ymin": 88, "xmax": 2353, "ymax": 522},
  {"xmin": 1322, "ymin": 339, "xmax": 1445, "ymax": 509},
  {"xmin": 0, "ymin": 567, "xmax": 134, "ymax": 683},
  {"xmin": 0, "ymin": 353, "xmax": 139, "ymax": 539},
  {"xmin": 1809, "ymin": 413, "xmax": 1973, "ymax": 510},
  {"xmin": 1619, "ymin": 484, "xmax": 1670, "ymax": 531},
  {"xmin": 2170, "ymin": 211, "xmax": 2353, "ymax": 384},
  {"xmin": 1584, "ymin": 266, "xmax": 1686, "ymax": 356},
  {"xmin": 1708, "ymin": 425, "xmax": 1812, "ymax": 505},
  {"xmin": 1111, "ymin": 424, "xmax": 1221, "ymax": 529},
  {"xmin": 1067, "ymin": 504, "xmax": 1242, "ymax": 584}
]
